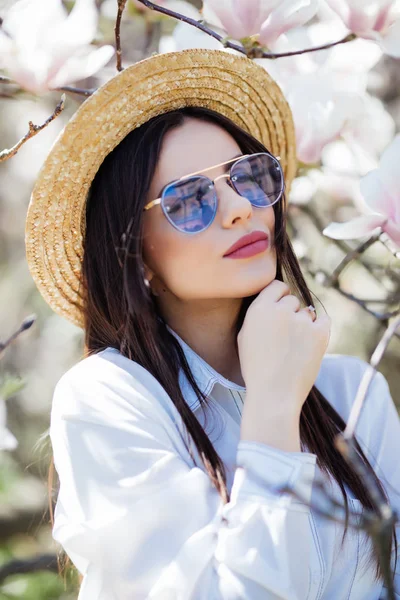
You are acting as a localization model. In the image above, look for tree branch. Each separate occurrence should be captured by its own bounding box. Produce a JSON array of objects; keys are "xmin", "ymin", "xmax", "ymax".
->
[
  {"xmin": 0, "ymin": 96, "xmax": 65, "ymax": 162},
  {"xmin": 0, "ymin": 76, "xmax": 95, "ymax": 97},
  {"xmin": 57, "ymin": 85, "xmax": 96, "ymax": 97},
  {"xmin": 343, "ymin": 315, "xmax": 400, "ymax": 440},
  {"xmin": 324, "ymin": 232, "xmax": 382, "ymax": 287},
  {"xmin": 135, "ymin": 0, "xmax": 357, "ymax": 59},
  {"xmin": 115, "ymin": 0, "xmax": 127, "ymax": 71}
]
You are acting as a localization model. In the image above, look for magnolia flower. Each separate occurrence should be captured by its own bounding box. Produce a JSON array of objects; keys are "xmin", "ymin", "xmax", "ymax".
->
[
  {"xmin": 323, "ymin": 135, "xmax": 400, "ymax": 247},
  {"xmin": 0, "ymin": 0, "xmax": 115, "ymax": 94},
  {"xmin": 202, "ymin": 0, "xmax": 318, "ymax": 46},
  {"xmin": 158, "ymin": 1, "xmax": 223, "ymax": 52},
  {"xmin": 325, "ymin": 0, "xmax": 400, "ymax": 57},
  {"xmin": 259, "ymin": 22, "xmax": 384, "ymax": 163},
  {"xmin": 0, "ymin": 399, "xmax": 18, "ymax": 451}
]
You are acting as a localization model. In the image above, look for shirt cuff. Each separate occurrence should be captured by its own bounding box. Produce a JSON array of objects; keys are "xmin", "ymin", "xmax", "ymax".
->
[{"xmin": 232, "ymin": 440, "xmax": 317, "ymax": 508}]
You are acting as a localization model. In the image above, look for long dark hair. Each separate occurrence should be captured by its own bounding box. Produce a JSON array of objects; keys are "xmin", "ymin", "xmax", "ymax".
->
[{"xmin": 49, "ymin": 106, "xmax": 396, "ymax": 584}]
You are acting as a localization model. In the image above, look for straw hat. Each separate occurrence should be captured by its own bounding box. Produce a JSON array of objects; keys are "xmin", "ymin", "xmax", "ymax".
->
[{"xmin": 25, "ymin": 48, "xmax": 297, "ymax": 329}]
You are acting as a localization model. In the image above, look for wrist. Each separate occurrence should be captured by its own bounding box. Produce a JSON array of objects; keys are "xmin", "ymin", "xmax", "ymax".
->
[{"xmin": 241, "ymin": 394, "xmax": 302, "ymax": 452}]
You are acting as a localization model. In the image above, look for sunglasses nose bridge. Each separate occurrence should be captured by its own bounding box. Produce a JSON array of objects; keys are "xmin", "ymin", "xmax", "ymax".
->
[{"xmin": 213, "ymin": 173, "xmax": 230, "ymax": 184}]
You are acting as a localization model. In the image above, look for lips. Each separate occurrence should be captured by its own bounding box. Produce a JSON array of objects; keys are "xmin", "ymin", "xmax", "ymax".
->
[{"xmin": 223, "ymin": 230, "xmax": 269, "ymax": 257}]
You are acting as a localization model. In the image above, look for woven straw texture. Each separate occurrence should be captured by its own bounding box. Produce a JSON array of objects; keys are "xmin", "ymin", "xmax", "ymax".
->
[{"xmin": 25, "ymin": 48, "xmax": 297, "ymax": 329}]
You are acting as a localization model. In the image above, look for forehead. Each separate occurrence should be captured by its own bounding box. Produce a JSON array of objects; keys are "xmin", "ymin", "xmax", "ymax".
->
[{"xmin": 154, "ymin": 117, "xmax": 241, "ymax": 182}]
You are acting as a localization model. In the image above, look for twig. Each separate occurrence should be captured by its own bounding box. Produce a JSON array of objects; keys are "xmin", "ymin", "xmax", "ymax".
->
[
  {"xmin": 306, "ymin": 262, "xmax": 400, "ymax": 325},
  {"xmin": 0, "ymin": 96, "xmax": 65, "ymax": 162},
  {"xmin": 343, "ymin": 315, "xmax": 400, "ymax": 440},
  {"xmin": 0, "ymin": 76, "xmax": 95, "ymax": 97},
  {"xmin": 115, "ymin": 0, "xmax": 127, "ymax": 71},
  {"xmin": 324, "ymin": 232, "xmax": 382, "ymax": 287},
  {"xmin": 292, "ymin": 204, "xmax": 384, "ymax": 284},
  {"xmin": 57, "ymin": 85, "xmax": 96, "ymax": 97},
  {"xmin": 330, "ymin": 286, "xmax": 400, "ymax": 323},
  {"xmin": 0, "ymin": 315, "xmax": 36, "ymax": 359},
  {"xmin": 380, "ymin": 233, "xmax": 400, "ymax": 261},
  {"xmin": 135, "ymin": 0, "xmax": 356, "ymax": 59}
]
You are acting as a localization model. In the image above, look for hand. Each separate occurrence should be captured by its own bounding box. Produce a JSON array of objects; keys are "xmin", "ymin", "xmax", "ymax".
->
[{"xmin": 237, "ymin": 280, "xmax": 331, "ymax": 423}]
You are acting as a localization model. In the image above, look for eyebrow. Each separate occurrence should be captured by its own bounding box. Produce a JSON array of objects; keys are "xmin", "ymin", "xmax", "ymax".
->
[{"xmin": 156, "ymin": 153, "xmax": 243, "ymax": 199}]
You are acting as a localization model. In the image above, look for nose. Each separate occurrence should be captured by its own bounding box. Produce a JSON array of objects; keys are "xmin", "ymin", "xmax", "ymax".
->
[{"xmin": 214, "ymin": 174, "xmax": 253, "ymax": 228}]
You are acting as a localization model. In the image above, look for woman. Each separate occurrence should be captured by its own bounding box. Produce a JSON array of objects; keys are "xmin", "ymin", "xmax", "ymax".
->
[{"xmin": 25, "ymin": 49, "xmax": 400, "ymax": 599}]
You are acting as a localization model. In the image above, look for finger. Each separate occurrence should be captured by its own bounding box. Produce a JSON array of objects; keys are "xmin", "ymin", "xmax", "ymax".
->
[
  {"xmin": 314, "ymin": 313, "xmax": 331, "ymax": 333},
  {"xmin": 297, "ymin": 306, "xmax": 317, "ymax": 322},
  {"xmin": 279, "ymin": 294, "xmax": 301, "ymax": 312},
  {"xmin": 266, "ymin": 280, "xmax": 291, "ymax": 302},
  {"xmin": 313, "ymin": 313, "xmax": 331, "ymax": 348}
]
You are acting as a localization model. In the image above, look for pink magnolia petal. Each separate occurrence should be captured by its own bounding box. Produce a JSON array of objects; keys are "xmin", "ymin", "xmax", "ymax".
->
[
  {"xmin": 359, "ymin": 170, "xmax": 391, "ymax": 216},
  {"xmin": 383, "ymin": 219, "xmax": 400, "ymax": 247},
  {"xmin": 2, "ymin": 0, "xmax": 66, "ymax": 49},
  {"xmin": 259, "ymin": 0, "xmax": 318, "ymax": 46},
  {"xmin": 378, "ymin": 133, "xmax": 400, "ymax": 203},
  {"xmin": 48, "ymin": 45, "xmax": 115, "ymax": 89},
  {"xmin": 236, "ymin": 0, "xmax": 280, "ymax": 33},
  {"xmin": 47, "ymin": 0, "xmax": 99, "ymax": 55},
  {"xmin": 323, "ymin": 214, "xmax": 387, "ymax": 239},
  {"xmin": 286, "ymin": 73, "xmax": 349, "ymax": 163},
  {"xmin": 204, "ymin": 0, "xmax": 278, "ymax": 39},
  {"xmin": 360, "ymin": 134, "xmax": 400, "ymax": 221},
  {"xmin": 326, "ymin": 0, "xmax": 397, "ymax": 35},
  {"xmin": 203, "ymin": 0, "xmax": 250, "ymax": 39}
]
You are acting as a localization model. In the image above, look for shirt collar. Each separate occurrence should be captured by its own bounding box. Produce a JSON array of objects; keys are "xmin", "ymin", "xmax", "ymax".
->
[{"xmin": 166, "ymin": 325, "xmax": 245, "ymax": 412}]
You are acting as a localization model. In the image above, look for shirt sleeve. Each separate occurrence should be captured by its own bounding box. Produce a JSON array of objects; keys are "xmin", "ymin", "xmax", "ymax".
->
[{"xmin": 50, "ymin": 354, "xmax": 318, "ymax": 600}]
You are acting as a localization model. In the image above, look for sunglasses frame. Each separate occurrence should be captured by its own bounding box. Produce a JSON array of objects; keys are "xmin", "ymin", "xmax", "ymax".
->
[{"xmin": 143, "ymin": 151, "xmax": 284, "ymax": 234}]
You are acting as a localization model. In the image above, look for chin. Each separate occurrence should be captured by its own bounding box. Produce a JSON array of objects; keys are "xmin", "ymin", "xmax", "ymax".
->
[{"xmin": 224, "ymin": 277, "xmax": 275, "ymax": 299}]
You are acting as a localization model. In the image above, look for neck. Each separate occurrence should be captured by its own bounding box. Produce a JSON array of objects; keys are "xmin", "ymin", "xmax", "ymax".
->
[{"xmin": 157, "ymin": 296, "xmax": 245, "ymax": 387}]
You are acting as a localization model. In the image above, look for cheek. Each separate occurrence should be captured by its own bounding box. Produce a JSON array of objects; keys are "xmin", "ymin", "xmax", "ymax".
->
[
  {"xmin": 142, "ymin": 211, "xmax": 210, "ymax": 295},
  {"xmin": 265, "ymin": 205, "xmax": 276, "ymax": 234}
]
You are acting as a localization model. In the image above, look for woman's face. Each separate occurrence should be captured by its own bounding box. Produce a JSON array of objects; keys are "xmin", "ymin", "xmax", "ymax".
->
[{"xmin": 142, "ymin": 117, "xmax": 277, "ymax": 302}]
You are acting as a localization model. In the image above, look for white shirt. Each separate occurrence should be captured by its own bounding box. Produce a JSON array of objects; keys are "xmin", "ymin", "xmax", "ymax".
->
[{"xmin": 50, "ymin": 327, "xmax": 400, "ymax": 599}]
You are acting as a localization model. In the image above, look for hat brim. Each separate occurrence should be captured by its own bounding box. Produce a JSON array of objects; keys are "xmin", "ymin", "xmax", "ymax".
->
[{"xmin": 25, "ymin": 48, "xmax": 297, "ymax": 329}]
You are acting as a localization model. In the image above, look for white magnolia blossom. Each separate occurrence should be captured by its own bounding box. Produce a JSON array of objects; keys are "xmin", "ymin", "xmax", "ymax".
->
[
  {"xmin": 260, "ymin": 21, "xmax": 386, "ymax": 163},
  {"xmin": 0, "ymin": 399, "xmax": 18, "ymax": 451},
  {"xmin": 323, "ymin": 134, "xmax": 400, "ymax": 247},
  {"xmin": 325, "ymin": 0, "xmax": 400, "ymax": 57},
  {"xmin": 159, "ymin": 2, "xmax": 223, "ymax": 52},
  {"xmin": 0, "ymin": 0, "xmax": 115, "ymax": 94},
  {"xmin": 202, "ymin": 0, "xmax": 319, "ymax": 46}
]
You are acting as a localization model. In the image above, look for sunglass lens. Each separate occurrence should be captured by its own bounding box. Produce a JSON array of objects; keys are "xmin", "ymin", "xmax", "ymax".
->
[
  {"xmin": 162, "ymin": 176, "xmax": 217, "ymax": 233},
  {"xmin": 231, "ymin": 153, "xmax": 283, "ymax": 207}
]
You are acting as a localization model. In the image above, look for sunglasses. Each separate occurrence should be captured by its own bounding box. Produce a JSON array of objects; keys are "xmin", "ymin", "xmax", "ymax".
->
[{"xmin": 143, "ymin": 152, "xmax": 284, "ymax": 234}]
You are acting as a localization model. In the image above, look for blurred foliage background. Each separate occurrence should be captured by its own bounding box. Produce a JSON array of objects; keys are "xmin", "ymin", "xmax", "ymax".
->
[{"xmin": 0, "ymin": 0, "xmax": 399, "ymax": 598}]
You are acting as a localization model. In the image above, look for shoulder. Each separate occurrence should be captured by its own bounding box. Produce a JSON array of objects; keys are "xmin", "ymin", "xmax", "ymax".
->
[{"xmin": 51, "ymin": 347, "xmax": 178, "ymax": 425}]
